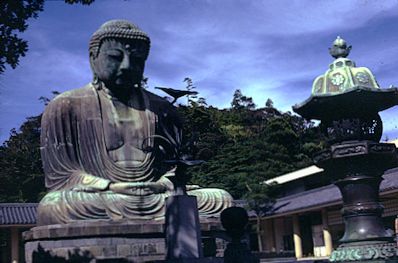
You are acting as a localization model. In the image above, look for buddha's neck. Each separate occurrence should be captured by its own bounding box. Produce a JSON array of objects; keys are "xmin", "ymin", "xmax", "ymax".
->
[{"xmin": 100, "ymin": 83, "xmax": 146, "ymax": 110}]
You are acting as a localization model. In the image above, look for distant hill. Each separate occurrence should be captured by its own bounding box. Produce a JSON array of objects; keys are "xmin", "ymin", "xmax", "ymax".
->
[{"xmin": 178, "ymin": 102, "xmax": 325, "ymax": 199}]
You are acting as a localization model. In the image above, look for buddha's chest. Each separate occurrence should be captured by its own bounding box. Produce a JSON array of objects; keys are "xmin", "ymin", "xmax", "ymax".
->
[{"xmin": 99, "ymin": 95, "xmax": 157, "ymax": 164}]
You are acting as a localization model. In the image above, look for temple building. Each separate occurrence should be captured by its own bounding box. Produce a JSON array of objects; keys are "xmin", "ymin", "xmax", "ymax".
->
[{"xmin": 0, "ymin": 203, "xmax": 37, "ymax": 263}]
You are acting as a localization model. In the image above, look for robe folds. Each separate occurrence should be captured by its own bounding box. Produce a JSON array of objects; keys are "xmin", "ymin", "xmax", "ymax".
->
[{"xmin": 38, "ymin": 84, "xmax": 232, "ymax": 225}]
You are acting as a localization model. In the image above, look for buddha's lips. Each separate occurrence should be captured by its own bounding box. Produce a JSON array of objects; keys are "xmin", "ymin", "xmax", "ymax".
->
[
  {"xmin": 116, "ymin": 72, "xmax": 142, "ymax": 83},
  {"xmin": 116, "ymin": 74, "xmax": 132, "ymax": 81}
]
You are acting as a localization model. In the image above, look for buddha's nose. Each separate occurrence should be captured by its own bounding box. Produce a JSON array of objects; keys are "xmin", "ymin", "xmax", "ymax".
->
[{"xmin": 120, "ymin": 55, "xmax": 131, "ymax": 71}]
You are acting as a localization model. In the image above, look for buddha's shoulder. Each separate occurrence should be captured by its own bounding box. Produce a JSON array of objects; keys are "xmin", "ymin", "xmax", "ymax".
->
[
  {"xmin": 53, "ymin": 84, "xmax": 96, "ymax": 102},
  {"xmin": 45, "ymin": 84, "xmax": 98, "ymax": 114}
]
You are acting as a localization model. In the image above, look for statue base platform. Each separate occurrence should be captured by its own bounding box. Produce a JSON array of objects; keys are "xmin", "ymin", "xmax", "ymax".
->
[
  {"xmin": 24, "ymin": 219, "xmax": 225, "ymax": 263},
  {"xmin": 153, "ymin": 258, "xmax": 223, "ymax": 262}
]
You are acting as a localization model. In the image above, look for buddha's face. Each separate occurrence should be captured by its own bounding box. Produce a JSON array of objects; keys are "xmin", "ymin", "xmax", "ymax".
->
[{"xmin": 91, "ymin": 38, "xmax": 146, "ymax": 91}]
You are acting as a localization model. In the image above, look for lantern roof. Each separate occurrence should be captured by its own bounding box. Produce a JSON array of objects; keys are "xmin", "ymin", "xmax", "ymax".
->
[{"xmin": 293, "ymin": 36, "xmax": 398, "ymax": 120}]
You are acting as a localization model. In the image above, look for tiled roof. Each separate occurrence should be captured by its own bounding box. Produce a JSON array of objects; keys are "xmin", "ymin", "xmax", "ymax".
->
[
  {"xmin": 268, "ymin": 168, "xmax": 398, "ymax": 217},
  {"xmin": 0, "ymin": 203, "xmax": 38, "ymax": 225}
]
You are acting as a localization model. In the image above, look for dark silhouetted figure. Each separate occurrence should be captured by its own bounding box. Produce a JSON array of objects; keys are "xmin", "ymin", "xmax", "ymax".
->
[{"xmin": 221, "ymin": 207, "xmax": 259, "ymax": 263}]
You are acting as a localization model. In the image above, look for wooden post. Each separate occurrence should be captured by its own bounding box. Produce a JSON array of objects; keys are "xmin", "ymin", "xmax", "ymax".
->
[
  {"xmin": 293, "ymin": 215, "xmax": 303, "ymax": 259},
  {"xmin": 11, "ymin": 227, "xmax": 19, "ymax": 263},
  {"xmin": 264, "ymin": 219, "xmax": 276, "ymax": 252}
]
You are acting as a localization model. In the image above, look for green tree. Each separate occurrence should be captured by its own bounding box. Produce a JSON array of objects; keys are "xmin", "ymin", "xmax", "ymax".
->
[
  {"xmin": 265, "ymin": 98, "xmax": 274, "ymax": 108},
  {"xmin": 0, "ymin": 115, "xmax": 45, "ymax": 202},
  {"xmin": 244, "ymin": 181, "xmax": 278, "ymax": 252},
  {"xmin": 178, "ymin": 105, "xmax": 226, "ymax": 161},
  {"xmin": 0, "ymin": 0, "xmax": 44, "ymax": 73},
  {"xmin": 187, "ymin": 90, "xmax": 325, "ymax": 199},
  {"xmin": 183, "ymin": 77, "xmax": 198, "ymax": 106},
  {"xmin": 231, "ymin": 89, "xmax": 256, "ymax": 110}
]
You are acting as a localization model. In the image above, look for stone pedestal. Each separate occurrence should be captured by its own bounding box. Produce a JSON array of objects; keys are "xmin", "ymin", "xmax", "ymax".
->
[
  {"xmin": 166, "ymin": 195, "xmax": 203, "ymax": 259},
  {"xmin": 24, "ymin": 220, "xmax": 165, "ymax": 263},
  {"xmin": 24, "ymin": 219, "xmax": 225, "ymax": 263}
]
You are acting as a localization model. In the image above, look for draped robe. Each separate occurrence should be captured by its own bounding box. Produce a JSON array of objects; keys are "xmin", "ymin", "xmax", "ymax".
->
[{"xmin": 37, "ymin": 84, "xmax": 232, "ymax": 225}]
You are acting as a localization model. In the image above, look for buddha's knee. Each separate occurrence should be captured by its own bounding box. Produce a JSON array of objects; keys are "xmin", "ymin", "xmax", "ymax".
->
[
  {"xmin": 37, "ymin": 191, "xmax": 66, "ymax": 225},
  {"xmin": 38, "ymin": 190, "xmax": 112, "ymax": 225},
  {"xmin": 188, "ymin": 188, "xmax": 233, "ymax": 215}
]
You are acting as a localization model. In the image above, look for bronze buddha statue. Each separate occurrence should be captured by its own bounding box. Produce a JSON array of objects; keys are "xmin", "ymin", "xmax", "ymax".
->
[{"xmin": 37, "ymin": 20, "xmax": 232, "ymax": 225}]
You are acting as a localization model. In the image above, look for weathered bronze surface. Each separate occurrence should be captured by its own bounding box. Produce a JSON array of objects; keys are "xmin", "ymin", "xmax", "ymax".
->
[
  {"xmin": 315, "ymin": 141, "xmax": 396, "ymax": 247},
  {"xmin": 329, "ymin": 242, "xmax": 397, "ymax": 262},
  {"xmin": 294, "ymin": 37, "xmax": 398, "ymax": 262},
  {"xmin": 37, "ymin": 20, "xmax": 232, "ymax": 225}
]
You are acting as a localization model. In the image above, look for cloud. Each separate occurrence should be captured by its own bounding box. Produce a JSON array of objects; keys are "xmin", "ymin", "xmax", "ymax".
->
[
  {"xmin": 2, "ymin": 0, "xmax": 398, "ymax": 143},
  {"xmin": 251, "ymin": 1, "xmax": 397, "ymax": 35},
  {"xmin": 0, "ymin": 46, "xmax": 91, "ymax": 141}
]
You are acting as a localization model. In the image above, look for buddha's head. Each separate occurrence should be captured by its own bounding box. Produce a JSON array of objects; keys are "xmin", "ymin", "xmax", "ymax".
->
[{"xmin": 89, "ymin": 20, "xmax": 151, "ymax": 92}]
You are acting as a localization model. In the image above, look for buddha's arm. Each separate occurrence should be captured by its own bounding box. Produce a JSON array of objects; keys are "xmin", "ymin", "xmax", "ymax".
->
[
  {"xmin": 41, "ymin": 95, "xmax": 112, "ymax": 192},
  {"xmin": 67, "ymin": 172, "xmax": 111, "ymax": 192},
  {"xmin": 106, "ymin": 175, "xmax": 174, "ymax": 195},
  {"xmin": 64, "ymin": 173, "xmax": 173, "ymax": 195}
]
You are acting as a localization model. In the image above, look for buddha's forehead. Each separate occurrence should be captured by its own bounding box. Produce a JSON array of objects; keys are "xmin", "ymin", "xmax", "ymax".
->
[{"xmin": 99, "ymin": 38, "xmax": 147, "ymax": 53}]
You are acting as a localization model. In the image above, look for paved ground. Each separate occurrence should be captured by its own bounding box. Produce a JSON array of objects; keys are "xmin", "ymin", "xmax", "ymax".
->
[{"xmin": 260, "ymin": 257, "xmax": 329, "ymax": 263}]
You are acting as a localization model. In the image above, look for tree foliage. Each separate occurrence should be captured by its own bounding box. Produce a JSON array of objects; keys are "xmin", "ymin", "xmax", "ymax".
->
[
  {"xmin": 0, "ymin": 115, "xmax": 45, "ymax": 202},
  {"xmin": 184, "ymin": 89, "xmax": 325, "ymax": 199},
  {"xmin": 265, "ymin": 98, "xmax": 274, "ymax": 108},
  {"xmin": 231, "ymin": 89, "xmax": 256, "ymax": 110},
  {"xmin": 0, "ymin": 0, "xmax": 44, "ymax": 73}
]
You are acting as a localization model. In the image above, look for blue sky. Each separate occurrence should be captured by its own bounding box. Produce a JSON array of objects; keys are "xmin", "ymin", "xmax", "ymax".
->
[{"xmin": 1, "ymin": 0, "xmax": 398, "ymax": 143}]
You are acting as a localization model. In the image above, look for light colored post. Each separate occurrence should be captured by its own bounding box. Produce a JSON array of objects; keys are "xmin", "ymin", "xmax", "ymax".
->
[
  {"xmin": 293, "ymin": 215, "xmax": 303, "ymax": 259},
  {"xmin": 11, "ymin": 227, "xmax": 19, "ymax": 263},
  {"xmin": 322, "ymin": 209, "xmax": 333, "ymax": 256}
]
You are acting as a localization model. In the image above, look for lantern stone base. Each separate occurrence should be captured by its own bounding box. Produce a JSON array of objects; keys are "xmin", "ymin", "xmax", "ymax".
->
[
  {"xmin": 24, "ymin": 219, "xmax": 224, "ymax": 263},
  {"xmin": 314, "ymin": 141, "xmax": 398, "ymax": 263},
  {"xmin": 330, "ymin": 241, "xmax": 398, "ymax": 262}
]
